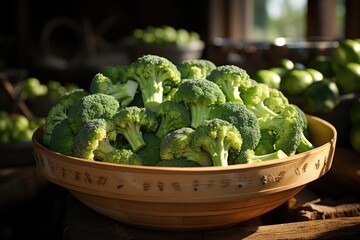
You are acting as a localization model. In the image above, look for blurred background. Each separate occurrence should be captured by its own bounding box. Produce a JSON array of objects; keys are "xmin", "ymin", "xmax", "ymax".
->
[
  {"xmin": 1, "ymin": 0, "xmax": 360, "ymax": 239},
  {"xmin": 1, "ymin": 0, "xmax": 357, "ymax": 87}
]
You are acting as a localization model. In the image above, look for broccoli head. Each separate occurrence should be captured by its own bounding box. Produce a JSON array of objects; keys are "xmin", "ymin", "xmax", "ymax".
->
[
  {"xmin": 263, "ymin": 87, "xmax": 289, "ymax": 114},
  {"xmin": 67, "ymin": 93, "xmax": 120, "ymax": 134},
  {"xmin": 43, "ymin": 88, "xmax": 88, "ymax": 145},
  {"xmin": 156, "ymin": 158, "xmax": 201, "ymax": 167},
  {"xmin": 177, "ymin": 59, "xmax": 216, "ymax": 79},
  {"xmin": 104, "ymin": 148, "xmax": 143, "ymax": 166},
  {"xmin": 73, "ymin": 118, "xmax": 117, "ymax": 161},
  {"xmin": 124, "ymin": 54, "xmax": 181, "ymax": 112},
  {"xmin": 137, "ymin": 132, "xmax": 162, "ymax": 166},
  {"xmin": 156, "ymin": 101, "xmax": 191, "ymax": 138},
  {"xmin": 236, "ymin": 149, "xmax": 288, "ymax": 164},
  {"xmin": 258, "ymin": 105, "xmax": 303, "ymax": 155},
  {"xmin": 173, "ymin": 78, "xmax": 226, "ymax": 128},
  {"xmin": 241, "ymin": 83, "xmax": 278, "ymax": 118},
  {"xmin": 209, "ymin": 102, "xmax": 261, "ymax": 152},
  {"xmin": 48, "ymin": 119, "xmax": 75, "ymax": 156},
  {"xmin": 101, "ymin": 65, "xmax": 128, "ymax": 83},
  {"xmin": 207, "ymin": 65, "xmax": 252, "ymax": 103},
  {"xmin": 159, "ymin": 127, "xmax": 212, "ymax": 166},
  {"xmin": 112, "ymin": 106, "xmax": 159, "ymax": 152},
  {"xmin": 254, "ymin": 129, "xmax": 277, "ymax": 155},
  {"xmin": 89, "ymin": 72, "xmax": 138, "ymax": 107},
  {"xmin": 191, "ymin": 119, "xmax": 243, "ymax": 166},
  {"xmin": 292, "ymin": 104, "xmax": 315, "ymax": 153}
]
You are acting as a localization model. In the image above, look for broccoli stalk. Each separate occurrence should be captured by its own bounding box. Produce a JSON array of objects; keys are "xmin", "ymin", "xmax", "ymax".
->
[
  {"xmin": 156, "ymin": 101, "xmax": 191, "ymax": 138},
  {"xmin": 207, "ymin": 65, "xmax": 252, "ymax": 103},
  {"xmin": 237, "ymin": 149, "xmax": 288, "ymax": 164},
  {"xmin": 112, "ymin": 106, "xmax": 159, "ymax": 152},
  {"xmin": 173, "ymin": 78, "xmax": 226, "ymax": 128},
  {"xmin": 177, "ymin": 59, "xmax": 216, "ymax": 79},
  {"xmin": 191, "ymin": 119, "xmax": 242, "ymax": 167},
  {"xmin": 73, "ymin": 119, "xmax": 118, "ymax": 161},
  {"xmin": 159, "ymin": 127, "xmax": 212, "ymax": 166},
  {"xmin": 241, "ymin": 83, "xmax": 278, "ymax": 118},
  {"xmin": 124, "ymin": 54, "xmax": 181, "ymax": 112},
  {"xmin": 89, "ymin": 73, "xmax": 138, "ymax": 107}
]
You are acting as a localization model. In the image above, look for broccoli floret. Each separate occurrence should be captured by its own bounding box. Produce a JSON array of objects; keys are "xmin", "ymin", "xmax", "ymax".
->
[
  {"xmin": 191, "ymin": 119, "xmax": 243, "ymax": 167},
  {"xmin": 156, "ymin": 158, "xmax": 201, "ymax": 167},
  {"xmin": 209, "ymin": 102, "xmax": 261, "ymax": 152},
  {"xmin": 177, "ymin": 59, "xmax": 216, "ymax": 79},
  {"xmin": 101, "ymin": 65, "xmax": 128, "ymax": 83},
  {"xmin": 49, "ymin": 119, "xmax": 75, "ymax": 156},
  {"xmin": 236, "ymin": 149, "xmax": 288, "ymax": 164},
  {"xmin": 258, "ymin": 105, "xmax": 303, "ymax": 155},
  {"xmin": 124, "ymin": 54, "xmax": 181, "ymax": 112},
  {"xmin": 264, "ymin": 87, "xmax": 289, "ymax": 114},
  {"xmin": 67, "ymin": 93, "xmax": 120, "ymax": 134},
  {"xmin": 43, "ymin": 88, "xmax": 88, "ymax": 145},
  {"xmin": 241, "ymin": 83, "xmax": 278, "ymax": 118},
  {"xmin": 254, "ymin": 129, "xmax": 277, "ymax": 155},
  {"xmin": 207, "ymin": 65, "xmax": 252, "ymax": 103},
  {"xmin": 173, "ymin": 78, "xmax": 226, "ymax": 128},
  {"xmin": 73, "ymin": 118, "xmax": 117, "ymax": 161},
  {"xmin": 156, "ymin": 101, "xmax": 191, "ymax": 138},
  {"xmin": 159, "ymin": 127, "xmax": 212, "ymax": 166},
  {"xmin": 103, "ymin": 148, "xmax": 143, "ymax": 165},
  {"xmin": 137, "ymin": 132, "xmax": 162, "ymax": 166},
  {"xmin": 112, "ymin": 106, "xmax": 159, "ymax": 152},
  {"xmin": 89, "ymin": 73, "xmax": 138, "ymax": 108},
  {"xmin": 293, "ymin": 104, "xmax": 315, "ymax": 153}
]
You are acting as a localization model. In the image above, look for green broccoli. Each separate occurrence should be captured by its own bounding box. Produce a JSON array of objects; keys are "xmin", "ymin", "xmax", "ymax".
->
[
  {"xmin": 103, "ymin": 148, "xmax": 143, "ymax": 165},
  {"xmin": 240, "ymin": 83, "xmax": 278, "ymax": 118},
  {"xmin": 173, "ymin": 78, "xmax": 226, "ymax": 128},
  {"xmin": 258, "ymin": 105, "xmax": 303, "ymax": 155},
  {"xmin": 101, "ymin": 65, "xmax": 128, "ymax": 83},
  {"xmin": 124, "ymin": 54, "xmax": 181, "ymax": 112},
  {"xmin": 209, "ymin": 102, "xmax": 261, "ymax": 152},
  {"xmin": 254, "ymin": 129, "xmax": 277, "ymax": 155},
  {"xmin": 156, "ymin": 101, "xmax": 191, "ymax": 138},
  {"xmin": 191, "ymin": 119, "xmax": 243, "ymax": 167},
  {"xmin": 73, "ymin": 118, "xmax": 118, "ymax": 161},
  {"xmin": 236, "ymin": 149, "xmax": 288, "ymax": 164},
  {"xmin": 137, "ymin": 132, "xmax": 162, "ymax": 166},
  {"xmin": 89, "ymin": 73, "xmax": 138, "ymax": 108},
  {"xmin": 43, "ymin": 88, "xmax": 88, "ymax": 145},
  {"xmin": 177, "ymin": 59, "xmax": 216, "ymax": 79},
  {"xmin": 49, "ymin": 119, "xmax": 75, "ymax": 156},
  {"xmin": 112, "ymin": 106, "xmax": 159, "ymax": 152},
  {"xmin": 264, "ymin": 87, "xmax": 289, "ymax": 114},
  {"xmin": 293, "ymin": 104, "xmax": 315, "ymax": 153},
  {"xmin": 156, "ymin": 158, "xmax": 201, "ymax": 167},
  {"xmin": 67, "ymin": 93, "xmax": 120, "ymax": 134},
  {"xmin": 207, "ymin": 65, "xmax": 252, "ymax": 103},
  {"xmin": 159, "ymin": 127, "xmax": 212, "ymax": 166}
]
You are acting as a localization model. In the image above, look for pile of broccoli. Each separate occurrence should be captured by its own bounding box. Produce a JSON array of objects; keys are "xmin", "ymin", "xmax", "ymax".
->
[{"xmin": 42, "ymin": 54, "xmax": 315, "ymax": 167}]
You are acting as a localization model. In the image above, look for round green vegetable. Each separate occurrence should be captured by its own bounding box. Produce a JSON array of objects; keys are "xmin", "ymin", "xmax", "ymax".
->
[
  {"xmin": 280, "ymin": 69, "xmax": 313, "ymax": 96},
  {"xmin": 302, "ymin": 79, "xmax": 340, "ymax": 114}
]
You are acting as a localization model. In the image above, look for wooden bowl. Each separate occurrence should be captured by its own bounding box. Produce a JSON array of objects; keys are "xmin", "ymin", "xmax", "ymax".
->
[{"xmin": 32, "ymin": 115, "xmax": 337, "ymax": 231}]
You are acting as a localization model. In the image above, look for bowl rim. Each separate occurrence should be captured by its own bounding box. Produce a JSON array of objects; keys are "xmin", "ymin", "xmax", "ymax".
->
[{"xmin": 32, "ymin": 114, "xmax": 337, "ymax": 174}]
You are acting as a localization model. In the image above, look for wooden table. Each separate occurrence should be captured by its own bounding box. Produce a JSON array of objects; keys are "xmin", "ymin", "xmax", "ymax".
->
[{"xmin": 62, "ymin": 193, "xmax": 360, "ymax": 240}]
